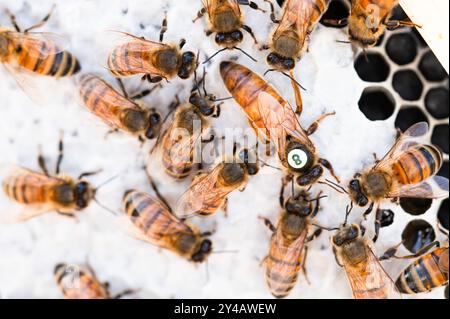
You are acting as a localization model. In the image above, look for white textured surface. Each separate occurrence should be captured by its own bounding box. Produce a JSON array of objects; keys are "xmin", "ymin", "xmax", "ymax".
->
[{"xmin": 0, "ymin": 0, "xmax": 445, "ymax": 299}]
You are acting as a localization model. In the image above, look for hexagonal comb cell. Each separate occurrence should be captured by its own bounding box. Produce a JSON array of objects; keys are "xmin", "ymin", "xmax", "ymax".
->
[
  {"xmin": 400, "ymin": 197, "xmax": 433, "ymax": 216},
  {"xmin": 355, "ymin": 53, "xmax": 390, "ymax": 82},
  {"xmin": 438, "ymin": 199, "xmax": 449, "ymax": 231},
  {"xmin": 358, "ymin": 88, "xmax": 395, "ymax": 121},
  {"xmin": 425, "ymin": 88, "xmax": 449, "ymax": 120},
  {"xmin": 431, "ymin": 124, "xmax": 449, "ymax": 154},
  {"xmin": 419, "ymin": 51, "xmax": 448, "ymax": 82},
  {"xmin": 386, "ymin": 33, "xmax": 418, "ymax": 66},
  {"xmin": 393, "ymin": 70, "xmax": 423, "ymax": 101},
  {"xmin": 402, "ymin": 219, "xmax": 436, "ymax": 253},
  {"xmin": 438, "ymin": 161, "xmax": 449, "ymax": 179},
  {"xmin": 395, "ymin": 106, "xmax": 429, "ymax": 132},
  {"xmin": 320, "ymin": 0, "xmax": 349, "ymax": 28}
]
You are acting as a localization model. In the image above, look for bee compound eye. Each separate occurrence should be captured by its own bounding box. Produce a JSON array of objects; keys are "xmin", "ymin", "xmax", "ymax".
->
[{"xmin": 287, "ymin": 149, "xmax": 308, "ymax": 169}]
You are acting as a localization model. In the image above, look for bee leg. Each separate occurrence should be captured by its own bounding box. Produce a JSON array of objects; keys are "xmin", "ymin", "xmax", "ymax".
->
[
  {"xmin": 332, "ymin": 246, "xmax": 344, "ymax": 267},
  {"xmin": 112, "ymin": 289, "xmax": 138, "ymax": 299},
  {"xmin": 290, "ymin": 70, "xmax": 303, "ymax": 115},
  {"xmin": 259, "ymin": 255, "xmax": 268, "ymax": 267},
  {"xmin": 242, "ymin": 25, "xmax": 258, "ymax": 44},
  {"xmin": 55, "ymin": 136, "xmax": 64, "ymax": 175},
  {"xmin": 37, "ymin": 147, "xmax": 50, "ymax": 176},
  {"xmin": 57, "ymin": 211, "xmax": 79, "ymax": 222},
  {"xmin": 305, "ymin": 112, "xmax": 336, "ymax": 136},
  {"xmin": 318, "ymin": 158, "xmax": 340, "ymax": 183},
  {"xmin": 259, "ymin": 44, "xmax": 270, "ymax": 51},
  {"xmin": 147, "ymin": 74, "xmax": 163, "ymax": 84},
  {"xmin": 258, "ymin": 216, "xmax": 276, "ymax": 232},
  {"xmin": 4, "ymin": 8, "xmax": 22, "ymax": 32},
  {"xmin": 222, "ymin": 198, "xmax": 228, "ymax": 217},
  {"xmin": 311, "ymin": 192, "xmax": 322, "ymax": 218},
  {"xmin": 263, "ymin": 0, "xmax": 280, "ymax": 23},
  {"xmin": 104, "ymin": 129, "xmax": 119, "ymax": 139},
  {"xmin": 78, "ymin": 170, "xmax": 102, "ymax": 180},
  {"xmin": 24, "ymin": 4, "xmax": 56, "ymax": 33},
  {"xmin": 300, "ymin": 247, "xmax": 311, "ymax": 285},
  {"xmin": 205, "ymin": 30, "xmax": 213, "ymax": 37},
  {"xmin": 159, "ymin": 13, "xmax": 168, "ymax": 43},
  {"xmin": 307, "ymin": 228, "xmax": 322, "ymax": 242},
  {"xmin": 193, "ymin": 7, "xmax": 206, "ymax": 23},
  {"xmin": 380, "ymin": 241, "xmax": 440, "ymax": 261},
  {"xmin": 362, "ymin": 202, "xmax": 374, "ymax": 220},
  {"xmin": 201, "ymin": 134, "xmax": 215, "ymax": 143},
  {"xmin": 372, "ymin": 207, "xmax": 385, "ymax": 243},
  {"xmin": 384, "ymin": 20, "xmax": 421, "ymax": 31},
  {"xmin": 146, "ymin": 171, "xmax": 173, "ymax": 213},
  {"xmin": 131, "ymin": 83, "xmax": 161, "ymax": 100},
  {"xmin": 212, "ymin": 104, "xmax": 222, "ymax": 118},
  {"xmin": 115, "ymin": 78, "xmax": 129, "ymax": 98},
  {"xmin": 238, "ymin": 0, "xmax": 266, "ymax": 13},
  {"xmin": 279, "ymin": 174, "xmax": 293, "ymax": 208}
]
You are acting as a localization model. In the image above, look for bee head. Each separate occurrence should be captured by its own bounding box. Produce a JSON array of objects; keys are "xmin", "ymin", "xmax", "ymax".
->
[
  {"xmin": 348, "ymin": 16, "xmax": 378, "ymax": 49},
  {"xmin": 238, "ymin": 148, "xmax": 259, "ymax": 176},
  {"xmin": 266, "ymin": 52, "xmax": 295, "ymax": 71},
  {"xmin": 285, "ymin": 196, "xmax": 311, "ymax": 217},
  {"xmin": 191, "ymin": 239, "xmax": 212, "ymax": 263},
  {"xmin": 348, "ymin": 177, "xmax": 369, "ymax": 207},
  {"xmin": 74, "ymin": 181, "xmax": 94, "ymax": 209},
  {"xmin": 332, "ymin": 224, "xmax": 361, "ymax": 247},
  {"xmin": 189, "ymin": 92, "xmax": 215, "ymax": 117},
  {"xmin": 215, "ymin": 30, "xmax": 243, "ymax": 48},
  {"xmin": 285, "ymin": 142, "xmax": 313, "ymax": 172},
  {"xmin": 178, "ymin": 51, "xmax": 197, "ymax": 79},
  {"xmin": 144, "ymin": 112, "xmax": 162, "ymax": 139}
]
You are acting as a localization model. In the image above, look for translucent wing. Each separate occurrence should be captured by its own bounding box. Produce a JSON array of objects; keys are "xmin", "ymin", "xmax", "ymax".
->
[
  {"xmin": 387, "ymin": 176, "xmax": 449, "ymax": 199},
  {"xmin": 344, "ymin": 247, "xmax": 402, "ymax": 299},
  {"xmin": 205, "ymin": 0, "xmax": 241, "ymax": 18},
  {"xmin": 162, "ymin": 121, "xmax": 202, "ymax": 166},
  {"xmin": 257, "ymin": 92, "xmax": 314, "ymax": 163},
  {"xmin": 175, "ymin": 164, "xmax": 239, "ymax": 217},
  {"xmin": 4, "ymin": 31, "xmax": 69, "ymax": 59},
  {"xmin": 374, "ymin": 122, "xmax": 429, "ymax": 171}
]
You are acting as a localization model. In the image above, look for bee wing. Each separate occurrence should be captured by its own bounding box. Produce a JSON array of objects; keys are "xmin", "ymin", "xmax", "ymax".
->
[
  {"xmin": 175, "ymin": 164, "xmax": 236, "ymax": 217},
  {"xmin": 162, "ymin": 122, "xmax": 202, "ymax": 164},
  {"xmin": 257, "ymin": 91, "xmax": 313, "ymax": 162},
  {"xmin": 387, "ymin": 175, "xmax": 449, "ymax": 199},
  {"xmin": 204, "ymin": 0, "xmax": 241, "ymax": 18},
  {"xmin": 5, "ymin": 31, "xmax": 69, "ymax": 59},
  {"xmin": 275, "ymin": 0, "xmax": 312, "ymax": 40},
  {"xmin": 374, "ymin": 122, "xmax": 429, "ymax": 170},
  {"xmin": 344, "ymin": 247, "xmax": 402, "ymax": 299}
]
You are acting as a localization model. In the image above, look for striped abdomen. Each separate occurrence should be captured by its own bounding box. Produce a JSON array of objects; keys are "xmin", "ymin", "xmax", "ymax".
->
[
  {"xmin": 107, "ymin": 41, "xmax": 157, "ymax": 77},
  {"xmin": 78, "ymin": 74, "xmax": 138, "ymax": 130},
  {"xmin": 161, "ymin": 134, "xmax": 194, "ymax": 179},
  {"xmin": 265, "ymin": 230, "xmax": 306, "ymax": 298},
  {"xmin": 57, "ymin": 271, "xmax": 108, "ymax": 299},
  {"xmin": 396, "ymin": 247, "xmax": 449, "ymax": 294},
  {"xmin": 392, "ymin": 145, "xmax": 443, "ymax": 185},
  {"xmin": 220, "ymin": 61, "xmax": 287, "ymax": 139},
  {"xmin": 11, "ymin": 35, "xmax": 80, "ymax": 77}
]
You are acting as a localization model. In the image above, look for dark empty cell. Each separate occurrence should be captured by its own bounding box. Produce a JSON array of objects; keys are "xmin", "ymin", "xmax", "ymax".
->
[
  {"xmin": 395, "ymin": 106, "xmax": 428, "ymax": 132},
  {"xmin": 393, "ymin": 70, "xmax": 423, "ymax": 101},
  {"xmin": 446, "ymin": 285, "xmax": 449, "ymax": 300},
  {"xmin": 390, "ymin": 5, "xmax": 408, "ymax": 21},
  {"xmin": 355, "ymin": 53, "xmax": 390, "ymax": 82},
  {"xmin": 425, "ymin": 88, "xmax": 449, "ymax": 119},
  {"xmin": 276, "ymin": 0, "xmax": 284, "ymax": 7},
  {"xmin": 419, "ymin": 51, "xmax": 448, "ymax": 82},
  {"xmin": 379, "ymin": 209, "xmax": 395, "ymax": 227},
  {"xmin": 401, "ymin": 219, "xmax": 436, "ymax": 254},
  {"xmin": 386, "ymin": 33, "xmax": 418, "ymax": 65},
  {"xmin": 438, "ymin": 161, "xmax": 449, "ymax": 179},
  {"xmin": 438, "ymin": 199, "xmax": 449, "ymax": 231},
  {"xmin": 358, "ymin": 88, "xmax": 395, "ymax": 121},
  {"xmin": 321, "ymin": 0, "xmax": 349, "ymax": 28},
  {"xmin": 432, "ymin": 124, "xmax": 449, "ymax": 154},
  {"xmin": 400, "ymin": 197, "xmax": 433, "ymax": 216}
]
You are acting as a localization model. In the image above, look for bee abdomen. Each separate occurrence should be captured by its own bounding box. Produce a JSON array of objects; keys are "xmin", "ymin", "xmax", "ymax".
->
[
  {"xmin": 393, "ymin": 145, "xmax": 442, "ymax": 185},
  {"xmin": 265, "ymin": 254, "xmax": 301, "ymax": 298},
  {"xmin": 3, "ymin": 174, "xmax": 45, "ymax": 204},
  {"xmin": 396, "ymin": 250, "xmax": 448, "ymax": 294},
  {"xmin": 108, "ymin": 43, "xmax": 145, "ymax": 77}
]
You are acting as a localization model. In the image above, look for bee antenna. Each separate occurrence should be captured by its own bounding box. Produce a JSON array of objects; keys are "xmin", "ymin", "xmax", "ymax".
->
[
  {"xmin": 325, "ymin": 179, "xmax": 348, "ymax": 194},
  {"xmin": 203, "ymin": 48, "xmax": 228, "ymax": 64},
  {"xmin": 344, "ymin": 202, "xmax": 353, "ymax": 226},
  {"xmin": 318, "ymin": 180, "xmax": 344, "ymax": 194},
  {"xmin": 259, "ymin": 159, "xmax": 282, "ymax": 171},
  {"xmin": 94, "ymin": 175, "xmax": 119, "ymax": 193},
  {"xmin": 307, "ymin": 195, "xmax": 328, "ymax": 202},
  {"xmin": 93, "ymin": 197, "xmax": 119, "ymax": 216},
  {"xmin": 212, "ymin": 249, "xmax": 238, "ymax": 254},
  {"xmin": 233, "ymin": 47, "xmax": 258, "ymax": 62},
  {"xmin": 213, "ymin": 96, "xmax": 233, "ymax": 102},
  {"xmin": 336, "ymin": 40, "xmax": 351, "ymax": 44},
  {"xmin": 281, "ymin": 72, "xmax": 306, "ymax": 91}
]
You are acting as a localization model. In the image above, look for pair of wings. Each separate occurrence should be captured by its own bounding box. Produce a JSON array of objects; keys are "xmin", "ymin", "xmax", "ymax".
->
[
  {"xmin": 1, "ymin": 31, "xmax": 69, "ymax": 104},
  {"xmin": 77, "ymin": 74, "xmax": 143, "ymax": 130},
  {"xmin": 372, "ymin": 122, "xmax": 449, "ymax": 199},
  {"xmin": 175, "ymin": 163, "xmax": 239, "ymax": 217},
  {"xmin": 344, "ymin": 247, "xmax": 401, "ymax": 299},
  {"xmin": 106, "ymin": 31, "xmax": 172, "ymax": 79},
  {"xmin": 203, "ymin": 0, "xmax": 241, "ymax": 19},
  {"xmin": 274, "ymin": 0, "xmax": 328, "ymax": 42},
  {"xmin": 257, "ymin": 91, "xmax": 314, "ymax": 163}
]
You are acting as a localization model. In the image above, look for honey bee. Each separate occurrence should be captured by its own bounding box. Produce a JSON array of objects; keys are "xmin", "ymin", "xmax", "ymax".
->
[
  {"xmin": 123, "ymin": 189, "xmax": 213, "ymax": 262},
  {"xmin": 220, "ymin": 60, "xmax": 339, "ymax": 187},
  {"xmin": 2, "ymin": 138, "xmax": 99, "ymax": 221},
  {"xmin": 160, "ymin": 72, "xmax": 221, "ymax": 179},
  {"xmin": 0, "ymin": 6, "xmax": 81, "ymax": 82},
  {"xmin": 193, "ymin": 0, "xmax": 264, "ymax": 60},
  {"xmin": 332, "ymin": 215, "xmax": 401, "ymax": 299},
  {"xmin": 264, "ymin": 0, "xmax": 331, "ymax": 72},
  {"xmin": 175, "ymin": 146, "xmax": 259, "ymax": 217},
  {"xmin": 78, "ymin": 74, "xmax": 162, "ymax": 140},
  {"xmin": 260, "ymin": 187, "xmax": 324, "ymax": 298},
  {"xmin": 54, "ymin": 263, "xmax": 135, "ymax": 299},
  {"xmin": 347, "ymin": 122, "xmax": 449, "ymax": 241},
  {"xmin": 107, "ymin": 15, "xmax": 198, "ymax": 83}
]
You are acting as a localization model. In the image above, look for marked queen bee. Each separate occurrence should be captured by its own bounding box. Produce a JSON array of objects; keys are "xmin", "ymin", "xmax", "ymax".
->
[
  {"xmin": 260, "ymin": 186, "xmax": 325, "ymax": 298},
  {"xmin": 77, "ymin": 74, "xmax": 162, "ymax": 141},
  {"xmin": 107, "ymin": 15, "xmax": 198, "ymax": 83},
  {"xmin": 263, "ymin": 0, "xmax": 331, "ymax": 72},
  {"xmin": 220, "ymin": 60, "xmax": 339, "ymax": 188},
  {"xmin": 54, "ymin": 263, "xmax": 135, "ymax": 299},
  {"xmin": 122, "ymin": 189, "xmax": 213, "ymax": 262},
  {"xmin": 0, "ymin": 6, "xmax": 81, "ymax": 94},
  {"xmin": 346, "ymin": 122, "xmax": 449, "ymax": 242}
]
